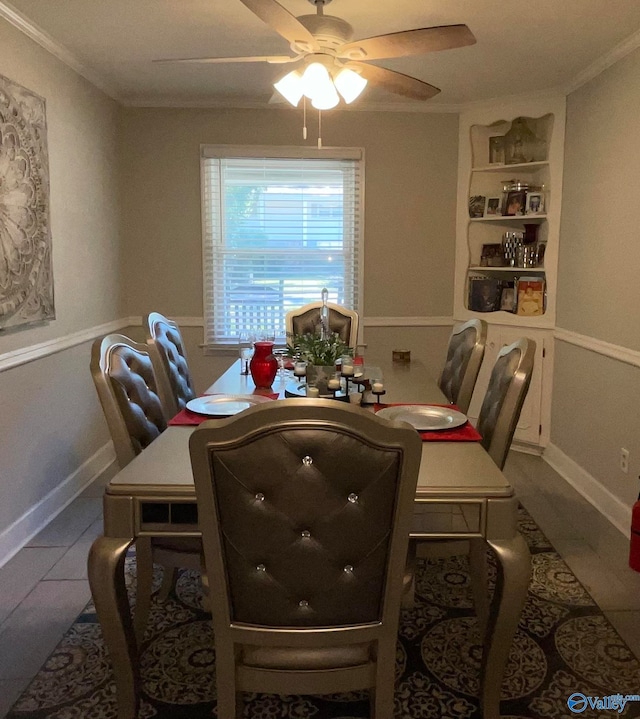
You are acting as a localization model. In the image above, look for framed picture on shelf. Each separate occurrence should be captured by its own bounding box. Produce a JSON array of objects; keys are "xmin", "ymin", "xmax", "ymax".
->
[
  {"xmin": 484, "ymin": 196, "xmax": 502, "ymax": 216},
  {"xmin": 488, "ymin": 136, "xmax": 505, "ymax": 165},
  {"xmin": 500, "ymin": 283, "xmax": 516, "ymax": 312},
  {"xmin": 468, "ymin": 277, "xmax": 502, "ymax": 312},
  {"xmin": 516, "ymin": 277, "xmax": 545, "ymax": 316},
  {"xmin": 525, "ymin": 192, "xmax": 545, "ymax": 215},
  {"xmin": 469, "ymin": 195, "xmax": 486, "ymax": 218},
  {"xmin": 480, "ymin": 243, "xmax": 504, "ymax": 267},
  {"xmin": 503, "ymin": 190, "xmax": 526, "ymax": 216}
]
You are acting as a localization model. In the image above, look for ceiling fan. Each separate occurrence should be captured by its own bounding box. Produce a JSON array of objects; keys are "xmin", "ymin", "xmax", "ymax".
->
[{"xmin": 155, "ymin": 0, "xmax": 476, "ymax": 108}]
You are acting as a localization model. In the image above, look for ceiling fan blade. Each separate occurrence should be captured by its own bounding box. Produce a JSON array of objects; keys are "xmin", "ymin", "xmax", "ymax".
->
[
  {"xmin": 154, "ymin": 55, "xmax": 297, "ymax": 65},
  {"xmin": 238, "ymin": 0, "xmax": 320, "ymax": 52},
  {"xmin": 338, "ymin": 25, "xmax": 476, "ymax": 61},
  {"xmin": 350, "ymin": 62, "xmax": 440, "ymax": 101}
]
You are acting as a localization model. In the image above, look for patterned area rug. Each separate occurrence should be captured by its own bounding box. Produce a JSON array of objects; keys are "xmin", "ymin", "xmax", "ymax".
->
[{"xmin": 7, "ymin": 507, "xmax": 640, "ymax": 719}]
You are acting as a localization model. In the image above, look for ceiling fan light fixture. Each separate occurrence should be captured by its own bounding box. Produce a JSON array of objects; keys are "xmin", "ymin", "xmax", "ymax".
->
[
  {"xmin": 333, "ymin": 67, "xmax": 367, "ymax": 103},
  {"xmin": 274, "ymin": 70, "xmax": 304, "ymax": 106},
  {"xmin": 301, "ymin": 62, "xmax": 333, "ymax": 100},
  {"xmin": 310, "ymin": 82, "xmax": 339, "ymax": 109}
]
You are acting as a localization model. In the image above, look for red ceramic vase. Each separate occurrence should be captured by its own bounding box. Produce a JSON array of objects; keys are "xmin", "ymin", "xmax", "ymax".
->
[{"xmin": 249, "ymin": 341, "xmax": 278, "ymax": 389}]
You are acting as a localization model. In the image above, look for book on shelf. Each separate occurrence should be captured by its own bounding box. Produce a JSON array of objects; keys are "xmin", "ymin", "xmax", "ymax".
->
[{"xmin": 516, "ymin": 276, "xmax": 545, "ymax": 316}]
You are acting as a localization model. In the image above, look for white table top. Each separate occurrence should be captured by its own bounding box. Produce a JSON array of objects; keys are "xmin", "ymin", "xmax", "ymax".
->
[{"xmin": 109, "ymin": 357, "xmax": 511, "ymax": 500}]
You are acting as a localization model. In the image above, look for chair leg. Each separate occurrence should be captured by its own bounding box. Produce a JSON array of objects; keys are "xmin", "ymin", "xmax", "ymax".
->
[
  {"xmin": 401, "ymin": 539, "xmax": 417, "ymax": 609},
  {"xmin": 157, "ymin": 566, "xmax": 179, "ymax": 601},
  {"xmin": 200, "ymin": 555, "xmax": 211, "ymax": 613},
  {"xmin": 215, "ymin": 647, "xmax": 240, "ymax": 719},
  {"xmin": 469, "ymin": 537, "xmax": 490, "ymax": 636},
  {"xmin": 371, "ymin": 641, "xmax": 396, "ymax": 719},
  {"xmin": 134, "ymin": 537, "xmax": 153, "ymax": 646}
]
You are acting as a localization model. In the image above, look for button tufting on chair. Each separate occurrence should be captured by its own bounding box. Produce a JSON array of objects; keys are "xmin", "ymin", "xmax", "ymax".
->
[
  {"xmin": 255, "ymin": 492, "xmax": 265, "ymax": 501},
  {"xmin": 301, "ymin": 530, "xmax": 311, "ymax": 538},
  {"xmin": 302, "ymin": 455, "xmax": 313, "ymax": 465},
  {"xmin": 347, "ymin": 492, "xmax": 358, "ymax": 503},
  {"xmin": 438, "ymin": 318, "xmax": 487, "ymax": 414},
  {"xmin": 145, "ymin": 312, "xmax": 196, "ymax": 419}
]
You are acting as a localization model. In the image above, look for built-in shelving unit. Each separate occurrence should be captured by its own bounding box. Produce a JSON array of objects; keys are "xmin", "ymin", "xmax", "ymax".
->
[{"xmin": 454, "ymin": 97, "xmax": 567, "ymax": 448}]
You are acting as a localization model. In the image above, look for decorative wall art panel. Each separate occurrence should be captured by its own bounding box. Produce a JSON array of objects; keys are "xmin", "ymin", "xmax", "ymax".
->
[{"xmin": 0, "ymin": 74, "xmax": 54, "ymax": 330}]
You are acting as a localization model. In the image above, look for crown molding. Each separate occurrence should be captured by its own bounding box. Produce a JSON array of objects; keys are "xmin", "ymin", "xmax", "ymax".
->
[
  {"xmin": 0, "ymin": 0, "xmax": 120, "ymax": 101},
  {"xmin": 565, "ymin": 27, "xmax": 640, "ymax": 95}
]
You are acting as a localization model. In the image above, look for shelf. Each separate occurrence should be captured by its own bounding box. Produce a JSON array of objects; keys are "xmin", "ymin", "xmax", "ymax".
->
[
  {"xmin": 469, "ymin": 215, "xmax": 547, "ymax": 223},
  {"xmin": 471, "ymin": 161, "xmax": 549, "ymax": 173},
  {"xmin": 468, "ymin": 266, "xmax": 545, "ymax": 273}
]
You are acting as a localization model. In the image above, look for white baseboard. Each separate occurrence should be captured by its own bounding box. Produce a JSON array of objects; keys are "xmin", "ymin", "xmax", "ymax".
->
[
  {"xmin": 543, "ymin": 442, "xmax": 631, "ymax": 538},
  {"xmin": 0, "ymin": 442, "xmax": 116, "ymax": 568}
]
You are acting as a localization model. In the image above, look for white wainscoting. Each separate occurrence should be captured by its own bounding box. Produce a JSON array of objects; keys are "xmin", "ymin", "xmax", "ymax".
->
[{"xmin": 0, "ymin": 442, "xmax": 116, "ymax": 567}]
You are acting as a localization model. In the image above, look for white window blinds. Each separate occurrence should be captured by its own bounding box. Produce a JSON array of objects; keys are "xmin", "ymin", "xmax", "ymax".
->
[{"xmin": 201, "ymin": 146, "xmax": 363, "ymax": 346}]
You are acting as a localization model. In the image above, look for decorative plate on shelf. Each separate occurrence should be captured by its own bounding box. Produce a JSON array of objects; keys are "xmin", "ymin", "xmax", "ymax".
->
[
  {"xmin": 185, "ymin": 394, "xmax": 273, "ymax": 417},
  {"xmin": 377, "ymin": 405, "xmax": 467, "ymax": 431}
]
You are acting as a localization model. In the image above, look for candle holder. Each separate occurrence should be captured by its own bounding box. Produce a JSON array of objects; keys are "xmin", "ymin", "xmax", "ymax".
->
[{"xmin": 372, "ymin": 389, "xmax": 386, "ymax": 404}]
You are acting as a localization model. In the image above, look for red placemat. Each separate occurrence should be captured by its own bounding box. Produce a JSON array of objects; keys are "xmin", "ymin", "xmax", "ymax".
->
[
  {"xmin": 374, "ymin": 403, "xmax": 482, "ymax": 442},
  {"xmin": 169, "ymin": 393, "xmax": 279, "ymax": 426}
]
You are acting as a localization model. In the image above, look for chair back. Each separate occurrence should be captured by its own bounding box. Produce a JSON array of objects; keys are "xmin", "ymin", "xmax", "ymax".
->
[
  {"xmin": 285, "ymin": 302, "xmax": 359, "ymax": 348},
  {"xmin": 91, "ymin": 333, "xmax": 171, "ymax": 468},
  {"xmin": 145, "ymin": 312, "xmax": 196, "ymax": 417},
  {"xmin": 190, "ymin": 397, "xmax": 420, "ymax": 638},
  {"xmin": 477, "ymin": 337, "xmax": 536, "ymax": 469},
  {"xmin": 438, "ymin": 318, "xmax": 487, "ymax": 414}
]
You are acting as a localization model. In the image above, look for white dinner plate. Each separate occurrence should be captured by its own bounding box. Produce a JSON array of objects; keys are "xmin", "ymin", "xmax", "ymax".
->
[
  {"xmin": 377, "ymin": 405, "xmax": 468, "ymax": 431},
  {"xmin": 185, "ymin": 394, "xmax": 274, "ymax": 417}
]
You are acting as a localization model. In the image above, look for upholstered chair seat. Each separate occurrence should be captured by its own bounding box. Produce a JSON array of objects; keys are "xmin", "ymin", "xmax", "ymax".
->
[
  {"xmin": 189, "ymin": 398, "xmax": 421, "ymax": 718},
  {"xmin": 438, "ymin": 318, "xmax": 487, "ymax": 414},
  {"xmin": 285, "ymin": 302, "xmax": 359, "ymax": 348}
]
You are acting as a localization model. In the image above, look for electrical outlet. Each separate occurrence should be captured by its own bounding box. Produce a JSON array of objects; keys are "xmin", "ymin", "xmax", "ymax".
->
[{"xmin": 620, "ymin": 448, "xmax": 630, "ymax": 474}]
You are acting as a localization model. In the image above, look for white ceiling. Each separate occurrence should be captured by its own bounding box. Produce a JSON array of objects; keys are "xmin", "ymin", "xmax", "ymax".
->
[{"xmin": 5, "ymin": 0, "xmax": 640, "ymax": 109}]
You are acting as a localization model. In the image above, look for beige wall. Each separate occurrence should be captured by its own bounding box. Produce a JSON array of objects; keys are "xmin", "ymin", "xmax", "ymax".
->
[
  {"xmin": 118, "ymin": 107, "xmax": 459, "ymax": 320},
  {"xmin": 0, "ymin": 19, "xmax": 121, "ymax": 551},
  {"xmin": 552, "ymin": 46, "xmax": 640, "ymax": 505}
]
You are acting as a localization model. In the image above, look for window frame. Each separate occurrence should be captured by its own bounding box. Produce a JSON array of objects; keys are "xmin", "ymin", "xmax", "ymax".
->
[{"xmin": 200, "ymin": 144, "xmax": 365, "ymax": 350}]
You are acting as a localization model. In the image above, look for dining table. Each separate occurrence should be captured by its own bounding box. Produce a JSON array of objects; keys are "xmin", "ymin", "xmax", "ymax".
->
[{"xmin": 88, "ymin": 354, "xmax": 531, "ymax": 719}]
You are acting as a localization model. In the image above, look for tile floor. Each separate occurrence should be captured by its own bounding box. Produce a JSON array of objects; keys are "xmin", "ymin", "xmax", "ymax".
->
[{"xmin": 1, "ymin": 452, "xmax": 639, "ymax": 718}]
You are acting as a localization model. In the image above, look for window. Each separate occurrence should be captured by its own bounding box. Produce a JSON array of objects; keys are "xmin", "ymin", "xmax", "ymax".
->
[{"xmin": 201, "ymin": 145, "xmax": 363, "ymax": 346}]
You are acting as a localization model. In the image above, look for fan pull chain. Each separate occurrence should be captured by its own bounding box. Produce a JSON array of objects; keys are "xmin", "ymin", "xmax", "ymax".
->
[
  {"xmin": 318, "ymin": 109, "xmax": 322, "ymax": 148},
  {"xmin": 303, "ymin": 96, "xmax": 307, "ymax": 140}
]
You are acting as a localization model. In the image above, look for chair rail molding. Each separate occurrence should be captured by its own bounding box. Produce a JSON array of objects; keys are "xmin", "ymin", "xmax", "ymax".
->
[
  {"xmin": 554, "ymin": 327, "xmax": 640, "ymax": 369},
  {"xmin": 0, "ymin": 316, "xmax": 137, "ymax": 373},
  {"xmin": 544, "ymin": 443, "xmax": 631, "ymax": 539}
]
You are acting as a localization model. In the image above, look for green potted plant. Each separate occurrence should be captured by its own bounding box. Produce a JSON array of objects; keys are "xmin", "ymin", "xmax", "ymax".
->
[{"xmin": 286, "ymin": 332, "xmax": 352, "ymax": 395}]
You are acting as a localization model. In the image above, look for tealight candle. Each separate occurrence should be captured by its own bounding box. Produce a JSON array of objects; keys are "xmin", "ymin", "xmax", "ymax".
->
[
  {"xmin": 340, "ymin": 355, "xmax": 354, "ymax": 376},
  {"xmin": 306, "ymin": 386, "xmax": 320, "ymax": 398},
  {"xmin": 327, "ymin": 376, "xmax": 341, "ymax": 391},
  {"xmin": 372, "ymin": 380, "xmax": 384, "ymax": 393},
  {"xmin": 294, "ymin": 361, "xmax": 307, "ymax": 377}
]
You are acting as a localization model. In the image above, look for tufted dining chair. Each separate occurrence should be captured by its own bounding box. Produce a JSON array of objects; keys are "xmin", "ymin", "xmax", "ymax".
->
[
  {"xmin": 438, "ymin": 318, "xmax": 488, "ymax": 414},
  {"xmin": 90, "ymin": 333, "xmax": 202, "ymax": 643},
  {"xmin": 285, "ymin": 302, "xmax": 359, "ymax": 348},
  {"xmin": 413, "ymin": 337, "xmax": 536, "ymax": 623},
  {"xmin": 189, "ymin": 398, "xmax": 422, "ymax": 718},
  {"xmin": 477, "ymin": 336, "xmax": 536, "ymax": 471},
  {"xmin": 144, "ymin": 312, "xmax": 196, "ymax": 419}
]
